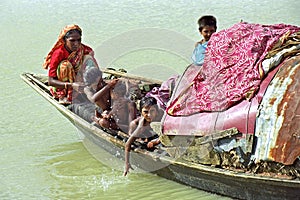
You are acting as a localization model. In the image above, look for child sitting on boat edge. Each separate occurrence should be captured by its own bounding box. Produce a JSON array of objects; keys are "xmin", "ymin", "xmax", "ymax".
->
[{"xmin": 124, "ymin": 96, "xmax": 164, "ymax": 176}]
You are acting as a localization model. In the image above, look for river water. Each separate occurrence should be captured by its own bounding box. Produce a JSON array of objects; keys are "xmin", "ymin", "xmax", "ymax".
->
[{"xmin": 1, "ymin": 0, "xmax": 299, "ymax": 199}]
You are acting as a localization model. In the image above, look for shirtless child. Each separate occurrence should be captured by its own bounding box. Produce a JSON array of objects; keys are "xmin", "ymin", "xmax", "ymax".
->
[
  {"xmin": 83, "ymin": 67, "xmax": 137, "ymax": 131},
  {"xmin": 83, "ymin": 67, "xmax": 117, "ymax": 111},
  {"xmin": 97, "ymin": 82, "xmax": 137, "ymax": 132},
  {"xmin": 123, "ymin": 97, "xmax": 163, "ymax": 176}
]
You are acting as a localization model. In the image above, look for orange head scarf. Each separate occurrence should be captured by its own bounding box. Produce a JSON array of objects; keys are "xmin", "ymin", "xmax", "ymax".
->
[{"xmin": 42, "ymin": 24, "xmax": 82, "ymax": 69}]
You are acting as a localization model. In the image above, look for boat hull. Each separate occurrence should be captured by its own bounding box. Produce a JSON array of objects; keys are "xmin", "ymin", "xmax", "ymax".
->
[{"xmin": 20, "ymin": 72, "xmax": 300, "ymax": 200}]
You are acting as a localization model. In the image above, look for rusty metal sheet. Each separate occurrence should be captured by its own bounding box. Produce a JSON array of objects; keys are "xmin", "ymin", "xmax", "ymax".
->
[{"xmin": 254, "ymin": 55, "xmax": 300, "ymax": 165}]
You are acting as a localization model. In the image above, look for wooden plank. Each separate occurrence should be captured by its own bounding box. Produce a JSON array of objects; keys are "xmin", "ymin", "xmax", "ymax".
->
[
  {"xmin": 194, "ymin": 127, "xmax": 239, "ymax": 145},
  {"xmin": 117, "ymin": 131, "xmax": 129, "ymax": 139},
  {"xmin": 25, "ymin": 73, "xmax": 50, "ymax": 91},
  {"xmin": 101, "ymin": 68, "xmax": 163, "ymax": 84}
]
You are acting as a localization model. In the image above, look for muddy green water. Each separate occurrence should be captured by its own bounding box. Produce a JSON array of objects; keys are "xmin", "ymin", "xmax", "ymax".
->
[{"xmin": 1, "ymin": 0, "xmax": 299, "ymax": 199}]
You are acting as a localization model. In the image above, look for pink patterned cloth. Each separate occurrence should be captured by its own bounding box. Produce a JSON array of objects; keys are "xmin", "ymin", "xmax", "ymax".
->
[{"xmin": 167, "ymin": 22, "xmax": 300, "ymax": 116}]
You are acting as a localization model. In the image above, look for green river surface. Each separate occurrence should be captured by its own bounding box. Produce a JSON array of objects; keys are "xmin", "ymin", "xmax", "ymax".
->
[{"xmin": 1, "ymin": 0, "xmax": 299, "ymax": 199}]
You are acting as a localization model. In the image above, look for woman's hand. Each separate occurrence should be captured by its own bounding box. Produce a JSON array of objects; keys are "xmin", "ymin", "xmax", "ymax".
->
[
  {"xmin": 83, "ymin": 85, "xmax": 92, "ymax": 94},
  {"xmin": 72, "ymin": 82, "xmax": 85, "ymax": 92}
]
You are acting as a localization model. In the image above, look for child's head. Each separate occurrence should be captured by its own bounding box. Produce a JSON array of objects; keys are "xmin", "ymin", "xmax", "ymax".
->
[
  {"xmin": 139, "ymin": 97, "xmax": 159, "ymax": 122},
  {"xmin": 84, "ymin": 67, "xmax": 103, "ymax": 89},
  {"xmin": 198, "ymin": 15, "xmax": 217, "ymax": 42},
  {"xmin": 111, "ymin": 82, "xmax": 127, "ymax": 99},
  {"xmin": 128, "ymin": 86, "xmax": 142, "ymax": 101}
]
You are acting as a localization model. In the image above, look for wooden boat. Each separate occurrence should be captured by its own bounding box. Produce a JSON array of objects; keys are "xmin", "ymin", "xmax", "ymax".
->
[{"xmin": 21, "ymin": 69, "xmax": 300, "ymax": 200}]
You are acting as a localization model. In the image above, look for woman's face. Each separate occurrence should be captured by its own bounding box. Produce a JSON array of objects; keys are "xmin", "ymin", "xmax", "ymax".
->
[
  {"xmin": 65, "ymin": 32, "xmax": 81, "ymax": 52},
  {"xmin": 141, "ymin": 105, "xmax": 158, "ymax": 122}
]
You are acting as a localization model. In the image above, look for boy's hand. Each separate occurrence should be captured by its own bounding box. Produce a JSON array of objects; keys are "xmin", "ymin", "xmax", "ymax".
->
[
  {"xmin": 101, "ymin": 110, "xmax": 110, "ymax": 119},
  {"xmin": 147, "ymin": 141, "xmax": 154, "ymax": 149},
  {"xmin": 123, "ymin": 163, "xmax": 133, "ymax": 176},
  {"xmin": 108, "ymin": 78, "xmax": 119, "ymax": 87}
]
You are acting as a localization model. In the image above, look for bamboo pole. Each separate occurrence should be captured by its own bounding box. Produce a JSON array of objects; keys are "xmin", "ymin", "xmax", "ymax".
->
[{"xmin": 101, "ymin": 68, "xmax": 163, "ymax": 85}]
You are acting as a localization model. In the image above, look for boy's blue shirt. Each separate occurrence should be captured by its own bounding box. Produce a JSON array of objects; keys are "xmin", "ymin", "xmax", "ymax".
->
[{"xmin": 191, "ymin": 41, "xmax": 208, "ymax": 66}]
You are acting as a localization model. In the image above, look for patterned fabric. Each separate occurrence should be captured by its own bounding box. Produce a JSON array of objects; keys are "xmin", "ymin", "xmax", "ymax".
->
[
  {"xmin": 49, "ymin": 60, "xmax": 75, "ymax": 101},
  {"xmin": 167, "ymin": 22, "xmax": 300, "ymax": 116}
]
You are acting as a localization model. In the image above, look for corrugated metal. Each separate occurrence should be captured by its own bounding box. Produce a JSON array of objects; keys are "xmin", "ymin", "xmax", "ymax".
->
[{"xmin": 254, "ymin": 55, "xmax": 300, "ymax": 165}]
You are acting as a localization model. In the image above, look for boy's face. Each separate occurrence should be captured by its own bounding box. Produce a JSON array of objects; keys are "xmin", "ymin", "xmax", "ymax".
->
[
  {"xmin": 141, "ymin": 105, "xmax": 158, "ymax": 122},
  {"xmin": 200, "ymin": 25, "xmax": 216, "ymax": 42}
]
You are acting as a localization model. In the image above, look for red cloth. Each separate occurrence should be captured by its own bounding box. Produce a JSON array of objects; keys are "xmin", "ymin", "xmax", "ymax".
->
[
  {"xmin": 47, "ymin": 44, "xmax": 94, "ymax": 78},
  {"xmin": 48, "ymin": 45, "xmax": 70, "ymax": 77}
]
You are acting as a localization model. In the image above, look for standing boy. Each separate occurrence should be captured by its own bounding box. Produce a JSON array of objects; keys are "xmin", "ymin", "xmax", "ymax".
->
[{"xmin": 191, "ymin": 15, "xmax": 217, "ymax": 66}]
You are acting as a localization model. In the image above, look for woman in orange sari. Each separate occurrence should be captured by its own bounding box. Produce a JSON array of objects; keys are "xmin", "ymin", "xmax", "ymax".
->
[{"xmin": 43, "ymin": 24, "xmax": 98, "ymax": 104}]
